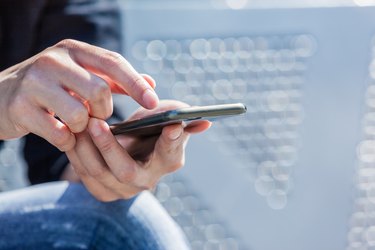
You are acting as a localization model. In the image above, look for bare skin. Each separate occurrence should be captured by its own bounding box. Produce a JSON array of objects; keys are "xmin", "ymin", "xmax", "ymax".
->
[
  {"xmin": 67, "ymin": 100, "xmax": 211, "ymax": 201},
  {"xmin": 0, "ymin": 39, "xmax": 158, "ymax": 151},
  {"xmin": 0, "ymin": 39, "xmax": 210, "ymax": 201}
]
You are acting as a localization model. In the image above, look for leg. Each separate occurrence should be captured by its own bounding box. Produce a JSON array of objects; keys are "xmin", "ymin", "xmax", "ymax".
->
[{"xmin": 0, "ymin": 181, "xmax": 190, "ymax": 250}]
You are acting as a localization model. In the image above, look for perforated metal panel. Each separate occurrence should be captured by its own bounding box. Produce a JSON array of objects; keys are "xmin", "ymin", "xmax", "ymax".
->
[{"xmin": 120, "ymin": 4, "xmax": 375, "ymax": 250}]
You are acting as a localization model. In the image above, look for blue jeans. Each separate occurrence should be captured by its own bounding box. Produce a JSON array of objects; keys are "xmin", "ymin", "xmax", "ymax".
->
[{"xmin": 0, "ymin": 182, "xmax": 190, "ymax": 250}]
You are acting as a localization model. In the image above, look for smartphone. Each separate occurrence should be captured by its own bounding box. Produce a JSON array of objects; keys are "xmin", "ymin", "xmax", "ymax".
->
[{"xmin": 110, "ymin": 103, "xmax": 247, "ymax": 137}]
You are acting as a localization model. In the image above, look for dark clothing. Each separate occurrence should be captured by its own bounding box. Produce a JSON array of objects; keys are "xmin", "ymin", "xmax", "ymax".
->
[{"xmin": 0, "ymin": 0, "xmax": 123, "ymax": 184}]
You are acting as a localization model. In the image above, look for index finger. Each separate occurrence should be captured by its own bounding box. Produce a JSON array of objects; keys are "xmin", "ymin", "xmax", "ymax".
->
[
  {"xmin": 88, "ymin": 118, "xmax": 140, "ymax": 185},
  {"xmin": 56, "ymin": 39, "xmax": 159, "ymax": 109}
]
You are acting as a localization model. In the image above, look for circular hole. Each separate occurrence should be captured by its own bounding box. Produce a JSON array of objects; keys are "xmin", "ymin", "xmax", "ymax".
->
[
  {"xmin": 367, "ymin": 185, "xmax": 375, "ymax": 204},
  {"xmin": 173, "ymin": 54, "xmax": 194, "ymax": 74},
  {"xmin": 262, "ymin": 50, "xmax": 277, "ymax": 72},
  {"xmin": 182, "ymin": 95, "xmax": 202, "ymax": 106},
  {"xmin": 191, "ymin": 241, "xmax": 205, "ymax": 250},
  {"xmin": 204, "ymin": 240, "xmax": 221, "ymax": 250},
  {"xmin": 274, "ymin": 49, "xmax": 296, "ymax": 72},
  {"xmin": 358, "ymin": 140, "xmax": 375, "ymax": 163},
  {"xmin": 276, "ymin": 178, "xmax": 294, "ymax": 193},
  {"xmin": 230, "ymin": 79, "xmax": 247, "ymax": 100},
  {"xmin": 257, "ymin": 161, "xmax": 276, "ymax": 178},
  {"xmin": 267, "ymin": 189, "xmax": 288, "ymax": 210},
  {"xmin": 366, "ymin": 85, "xmax": 375, "ymax": 107},
  {"xmin": 190, "ymin": 39, "xmax": 210, "ymax": 60},
  {"xmin": 157, "ymin": 68, "xmax": 176, "ymax": 87},
  {"xmin": 155, "ymin": 182, "xmax": 171, "ymax": 202},
  {"xmin": 272, "ymin": 164, "xmax": 292, "ymax": 181},
  {"xmin": 193, "ymin": 210, "xmax": 214, "ymax": 226},
  {"xmin": 357, "ymin": 168, "xmax": 375, "ymax": 188},
  {"xmin": 176, "ymin": 214, "xmax": 194, "ymax": 227},
  {"xmin": 170, "ymin": 181, "xmax": 187, "ymax": 197},
  {"xmin": 368, "ymin": 212, "xmax": 375, "ymax": 226},
  {"xmin": 165, "ymin": 40, "xmax": 182, "ymax": 60},
  {"xmin": 363, "ymin": 112, "xmax": 375, "ymax": 128},
  {"xmin": 186, "ymin": 67, "xmax": 206, "ymax": 82},
  {"xmin": 237, "ymin": 37, "xmax": 255, "ymax": 53},
  {"xmin": 347, "ymin": 227, "xmax": 365, "ymax": 243},
  {"xmin": 291, "ymin": 34, "xmax": 317, "ymax": 57},
  {"xmin": 146, "ymin": 40, "xmax": 167, "ymax": 60},
  {"xmin": 276, "ymin": 145, "xmax": 298, "ymax": 166},
  {"xmin": 219, "ymin": 238, "xmax": 239, "ymax": 250},
  {"xmin": 367, "ymin": 226, "xmax": 375, "ymax": 246},
  {"xmin": 164, "ymin": 197, "xmax": 184, "ymax": 217},
  {"xmin": 212, "ymin": 79, "xmax": 232, "ymax": 100},
  {"xmin": 217, "ymin": 52, "xmax": 236, "ymax": 73},
  {"xmin": 171, "ymin": 81, "xmax": 191, "ymax": 100},
  {"xmin": 254, "ymin": 37, "xmax": 269, "ymax": 51},
  {"xmin": 182, "ymin": 196, "xmax": 201, "ymax": 214},
  {"xmin": 205, "ymin": 224, "xmax": 226, "ymax": 240},
  {"xmin": 208, "ymin": 38, "xmax": 225, "ymax": 59},
  {"xmin": 254, "ymin": 175, "xmax": 275, "ymax": 196},
  {"xmin": 263, "ymin": 118, "xmax": 284, "ymax": 139},
  {"xmin": 266, "ymin": 90, "xmax": 290, "ymax": 112}
]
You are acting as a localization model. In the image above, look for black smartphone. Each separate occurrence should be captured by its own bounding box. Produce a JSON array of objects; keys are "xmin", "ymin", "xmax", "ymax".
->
[{"xmin": 110, "ymin": 103, "xmax": 247, "ymax": 137}]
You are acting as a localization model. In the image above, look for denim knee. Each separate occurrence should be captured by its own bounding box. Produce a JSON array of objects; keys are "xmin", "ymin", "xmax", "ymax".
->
[{"xmin": 0, "ymin": 182, "xmax": 190, "ymax": 250}]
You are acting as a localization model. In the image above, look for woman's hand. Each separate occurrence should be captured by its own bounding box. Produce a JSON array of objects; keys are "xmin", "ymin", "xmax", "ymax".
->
[
  {"xmin": 66, "ymin": 100, "xmax": 211, "ymax": 201},
  {"xmin": 0, "ymin": 39, "xmax": 158, "ymax": 151}
]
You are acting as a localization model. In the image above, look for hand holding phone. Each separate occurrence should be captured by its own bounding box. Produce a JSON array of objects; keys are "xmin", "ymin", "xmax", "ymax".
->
[{"xmin": 110, "ymin": 103, "xmax": 247, "ymax": 137}]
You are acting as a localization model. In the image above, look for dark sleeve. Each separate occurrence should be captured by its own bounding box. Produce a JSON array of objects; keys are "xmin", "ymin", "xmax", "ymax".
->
[{"xmin": 24, "ymin": 0, "xmax": 124, "ymax": 184}]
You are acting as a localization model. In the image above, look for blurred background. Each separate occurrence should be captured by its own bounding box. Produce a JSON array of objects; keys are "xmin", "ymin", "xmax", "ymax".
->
[{"xmin": 3, "ymin": 0, "xmax": 375, "ymax": 249}]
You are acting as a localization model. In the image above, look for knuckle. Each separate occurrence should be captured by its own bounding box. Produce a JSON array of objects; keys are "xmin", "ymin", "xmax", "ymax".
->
[
  {"xmin": 72, "ymin": 166, "xmax": 87, "ymax": 176},
  {"xmin": 51, "ymin": 129, "xmax": 74, "ymax": 151},
  {"xmin": 117, "ymin": 165, "xmax": 136, "ymax": 184},
  {"xmin": 55, "ymin": 39, "xmax": 79, "ymax": 50},
  {"xmin": 88, "ymin": 80, "xmax": 110, "ymax": 102},
  {"xmin": 134, "ymin": 77, "xmax": 145, "ymax": 91},
  {"xmin": 10, "ymin": 94, "xmax": 29, "ymax": 115},
  {"xmin": 22, "ymin": 66, "xmax": 40, "ymax": 86},
  {"xmin": 123, "ymin": 76, "xmax": 145, "ymax": 98},
  {"xmin": 134, "ymin": 77, "xmax": 144, "ymax": 86},
  {"xmin": 86, "ymin": 76, "xmax": 113, "ymax": 119},
  {"xmin": 88, "ymin": 166, "xmax": 107, "ymax": 179},
  {"xmin": 108, "ymin": 51, "xmax": 125, "ymax": 63},
  {"xmin": 70, "ymin": 163, "xmax": 87, "ymax": 176},
  {"xmin": 66, "ymin": 107, "xmax": 88, "ymax": 132},
  {"xmin": 97, "ymin": 139, "xmax": 114, "ymax": 155},
  {"xmin": 132, "ymin": 76, "xmax": 145, "ymax": 91},
  {"xmin": 101, "ymin": 51, "xmax": 124, "ymax": 68},
  {"xmin": 33, "ymin": 51, "xmax": 61, "ymax": 68}
]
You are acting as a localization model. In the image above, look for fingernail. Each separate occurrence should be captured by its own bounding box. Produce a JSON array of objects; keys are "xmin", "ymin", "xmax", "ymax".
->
[
  {"xmin": 142, "ymin": 89, "xmax": 159, "ymax": 109},
  {"xmin": 169, "ymin": 127, "xmax": 182, "ymax": 140}
]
